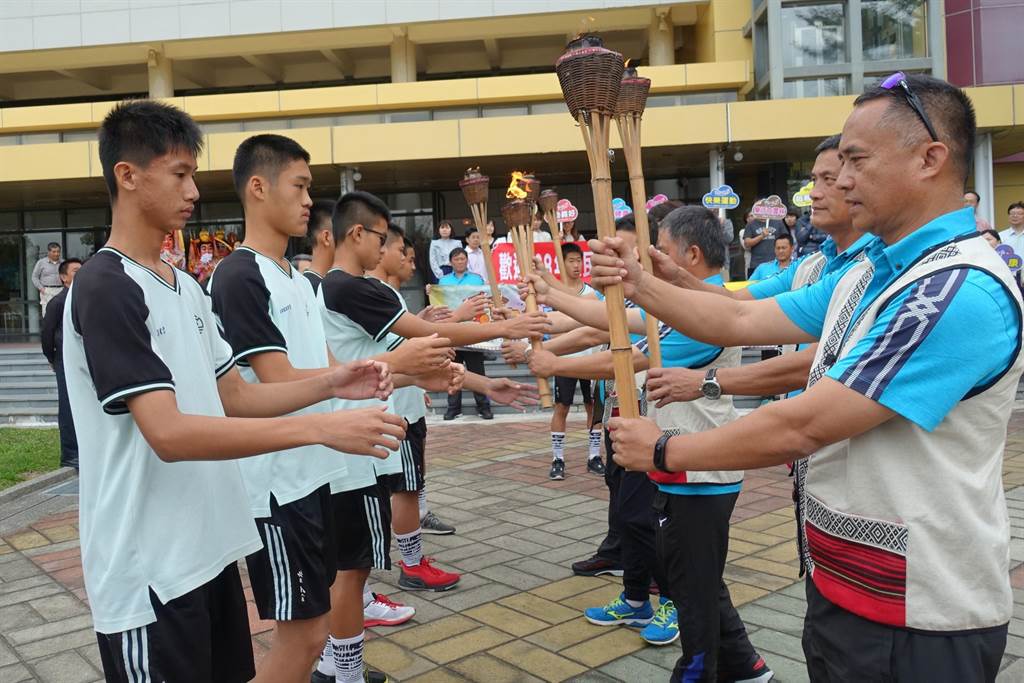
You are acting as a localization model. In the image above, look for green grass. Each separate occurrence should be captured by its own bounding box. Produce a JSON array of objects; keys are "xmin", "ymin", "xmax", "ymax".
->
[{"xmin": 0, "ymin": 428, "xmax": 62, "ymax": 490}]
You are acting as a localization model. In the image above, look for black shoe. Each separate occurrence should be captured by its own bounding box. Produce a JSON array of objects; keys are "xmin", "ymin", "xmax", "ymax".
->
[
  {"xmin": 443, "ymin": 410, "xmax": 461, "ymax": 421},
  {"xmin": 586, "ymin": 457, "xmax": 606, "ymax": 475},
  {"xmin": 311, "ymin": 671, "xmax": 331, "ymax": 683},
  {"xmin": 478, "ymin": 406, "xmax": 493, "ymax": 420},
  {"xmin": 549, "ymin": 459, "xmax": 565, "ymax": 480},
  {"xmin": 571, "ymin": 554, "xmax": 624, "ymax": 577},
  {"xmin": 718, "ymin": 654, "xmax": 773, "ymax": 682},
  {"xmin": 365, "ymin": 669, "xmax": 391, "ymax": 682}
]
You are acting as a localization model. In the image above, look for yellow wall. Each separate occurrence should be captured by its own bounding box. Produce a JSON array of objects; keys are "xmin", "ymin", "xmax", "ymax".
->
[{"xmin": 995, "ymin": 163, "xmax": 1024, "ymax": 227}]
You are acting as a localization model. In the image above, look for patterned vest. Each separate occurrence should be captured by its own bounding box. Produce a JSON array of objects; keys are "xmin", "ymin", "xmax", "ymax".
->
[{"xmin": 799, "ymin": 234, "xmax": 1024, "ymax": 631}]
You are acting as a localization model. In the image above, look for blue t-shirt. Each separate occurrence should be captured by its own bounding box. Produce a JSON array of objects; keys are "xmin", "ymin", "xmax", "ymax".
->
[
  {"xmin": 776, "ymin": 208, "xmax": 1020, "ymax": 431},
  {"xmin": 747, "ymin": 233, "xmax": 876, "ymax": 300},
  {"xmin": 438, "ymin": 271, "xmax": 485, "ymax": 286},
  {"xmin": 749, "ymin": 259, "xmax": 793, "ymax": 283},
  {"xmin": 639, "ymin": 275, "xmax": 742, "ymax": 497}
]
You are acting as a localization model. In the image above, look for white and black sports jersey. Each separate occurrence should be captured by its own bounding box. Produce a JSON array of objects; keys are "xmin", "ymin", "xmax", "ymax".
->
[
  {"xmin": 318, "ymin": 267, "xmax": 406, "ymax": 487},
  {"xmin": 303, "ymin": 269, "xmax": 323, "ymax": 295},
  {"xmin": 63, "ymin": 247, "xmax": 261, "ymax": 634},
  {"xmin": 374, "ymin": 278, "xmax": 427, "ymax": 424},
  {"xmin": 208, "ymin": 247, "xmax": 347, "ymax": 517}
]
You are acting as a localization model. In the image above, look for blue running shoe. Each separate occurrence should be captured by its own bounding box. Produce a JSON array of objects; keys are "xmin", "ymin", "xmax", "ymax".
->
[
  {"xmin": 584, "ymin": 592, "xmax": 654, "ymax": 626},
  {"xmin": 640, "ymin": 597, "xmax": 679, "ymax": 645}
]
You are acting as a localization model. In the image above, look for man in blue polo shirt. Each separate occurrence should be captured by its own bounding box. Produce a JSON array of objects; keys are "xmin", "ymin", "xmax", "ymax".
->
[
  {"xmin": 438, "ymin": 247, "xmax": 485, "ymax": 287},
  {"xmin": 590, "ymin": 74, "xmax": 1022, "ymax": 681}
]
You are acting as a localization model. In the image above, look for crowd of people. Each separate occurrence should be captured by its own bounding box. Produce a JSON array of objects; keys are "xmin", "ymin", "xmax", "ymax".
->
[{"xmin": 54, "ymin": 72, "xmax": 1024, "ymax": 683}]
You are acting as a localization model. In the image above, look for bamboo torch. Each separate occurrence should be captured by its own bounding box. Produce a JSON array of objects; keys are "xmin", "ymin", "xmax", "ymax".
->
[
  {"xmin": 555, "ymin": 34, "xmax": 640, "ymax": 418},
  {"xmin": 614, "ymin": 61, "xmax": 662, "ymax": 368},
  {"xmin": 459, "ymin": 168, "xmax": 502, "ymax": 309},
  {"xmin": 538, "ymin": 189, "xmax": 566, "ymax": 278},
  {"xmin": 503, "ymin": 197, "xmax": 554, "ymax": 409}
]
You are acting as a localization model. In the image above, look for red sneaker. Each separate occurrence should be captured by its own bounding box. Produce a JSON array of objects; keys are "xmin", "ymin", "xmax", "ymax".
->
[{"xmin": 398, "ymin": 556, "xmax": 460, "ymax": 592}]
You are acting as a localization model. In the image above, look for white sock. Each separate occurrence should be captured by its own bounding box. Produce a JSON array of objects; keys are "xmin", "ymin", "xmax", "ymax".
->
[
  {"xmin": 316, "ymin": 638, "xmax": 334, "ymax": 676},
  {"xmin": 396, "ymin": 529, "xmax": 423, "ymax": 566},
  {"xmin": 332, "ymin": 633, "xmax": 364, "ymax": 683},
  {"xmin": 625, "ymin": 598, "xmax": 646, "ymax": 609},
  {"xmin": 418, "ymin": 486, "xmax": 429, "ymax": 519},
  {"xmin": 588, "ymin": 429, "xmax": 602, "ymax": 459},
  {"xmin": 551, "ymin": 432, "xmax": 565, "ymax": 461},
  {"xmin": 362, "ymin": 585, "xmax": 374, "ymax": 608}
]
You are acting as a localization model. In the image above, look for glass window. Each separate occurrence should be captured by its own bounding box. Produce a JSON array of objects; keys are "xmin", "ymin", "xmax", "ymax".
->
[
  {"xmin": 781, "ymin": 3, "xmax": 846, "ymax": 67},
  {"xmin": 62, "ymin": 129, "xmax": 98, "ymax": 143},
  {"xmin": 862, "ymin": 0, "xmax": 928, "ymax": 61},
  {"xmin": 529, "ymin": 102, "xmax": 567, "ymax": 115},
  {"xmin": 21, "ymin": 132, "xmax": 61, "ymax": 145},
  {"xmin": 646, "ymin": 95, "xmax": 682, "ymax": 108},
  {"xmin": 336, "ymin": 113, "xmax": 384, "ymax": 126},
  {"xmin": 201, "ymin": 122, "xmax": 243, "ymax": 134},
  {"xmin": 432, "ymin": 107, "xmax": 479, "ymax": 121},
  {"xmin": 0, "ymin": 212, "xmax": 18, "ymax": 232},
  {"xmin": 0, "ymin": 135, "xmax": 20, "ymax": 146},
  {"xmin": 291, "ymin": 116, "xmax": 335, "ymax": 129},
  {"xmin": 755, "ymin": 17, "xmax": 770, "ymax": 81},
  {"xmin": 66, "ymin": 230, "xmax": 104, "ymax": 261},
  {"xmin": 23, "ymin": 211, "xmax": 63, "ymax": 231},
  {"xmin": 66, "ymin": 208, "xmax": 107, "ymax": 228},
  {"xmin": 481, "ymin": 105, "xmax": 528, "ymax": 118},
  {"xmin": 387, "ymin": 111, "xmax": 430, "ymax": 123},
  {"xmin": 783, "ymin": 76, "xmax": 849, "ymax": 98}
]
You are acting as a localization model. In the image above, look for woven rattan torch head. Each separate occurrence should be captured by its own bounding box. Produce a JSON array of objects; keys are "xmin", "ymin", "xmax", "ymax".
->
[
  {"xmin": 538, "ymin": 189, "xmax": 559, "ymax": 214},
  {"xmin": 459, "ymin": 167, "xmax": 490, "ymax": 206},
  {"xmin": 555, "ymin": 34, "xmax": 624, "ymax": 124},
  {"xmin": 501, "ymin": 199, "xmax": 533, "ymax": 229},
  {"xmin": 615, "ymin": 61, "xmax": 651, "ymax": 117}
]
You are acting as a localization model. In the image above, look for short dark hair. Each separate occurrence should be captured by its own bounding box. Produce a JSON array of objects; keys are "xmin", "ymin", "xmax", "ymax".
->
[
  {"xmin": 776, "ymin": 233, "xmax": 794, "ymax": 246},
  {"xmin": 58, "ymin": 257, "xmax": 82, "ymax": 275},
  {"xmin": 562, "ymin": 242, "xmax": 583, "ymax": 259},
  {"xmin": 965, "ymin": 190, "xmax": 980, "ymax": 202},
  {"xmin": 403, "ymin": 237, "xmax": 414, "ymax": 250},
  {"xmin": 615, "ymin": 214, "xmax": 636, "ymax": 232},
  {"xmin": 853, "ymin": 74, "xmax": 976, "ymax": 181},
  {"xmin": 815, "ymin": 134, "xmax": 841, "ymax": 154},
  {"xmin": 332, "ymin": 191, "xmax": 391, "ymax": 243},
  {"xmin": 308, "ymin": 200, "xmax": 335, "ymax": 236},
  {"xmin": 449, "ymin": 247, "xmax": 467, "ymax": 260},
  {"xmin": 386, "ymin": 222, "xmax": 405, "ymax": 243},
  {"xmin": 232, "ymin": 134, "xmax": 310, "ymax": 202},
  {"xmin": 660, "ymin": 206, "xmax": 728, "ymax": 269},
  {"xmin": 47, "ymin": 242, "xmax": 60, "ymax": 251},
  {"xmin": 98, "ymin": 100, "xmax": 203, "ymax": 199},
  {"xmin": 786, "ymin": 209, "xmax": 799, "ymax": 219},
  {"xmin": 981, "ymin": 229, "xmax": 1001, "ymax": 243},
  {"xmin": 648, "ymin": 199, "xmax": 683, "ymax": 227},
  {"xmin": 466, "ymin": 226, "xmax": 479, "ymax": 236},
  {"xmin": 1009, "ymin": 202, "xmax": 1024, "ymax": 214},
  {"xmin": 437, "ymin": 220, "xmax": 452, "ymax": 236}
]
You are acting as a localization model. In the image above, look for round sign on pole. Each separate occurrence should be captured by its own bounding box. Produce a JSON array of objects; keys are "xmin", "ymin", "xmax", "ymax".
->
[
  {"xmin": 792, "ymin": 181, "xmax": 814, "ymax": 208},
  {"xmin": 750, "ymin": 195, "xmax": 787, "ymax": 220},
  {"xmin": 701, "ymin": 185, "xmax": 740, "ymax": 210},
  {"xmin": 996, "ymin": 244, "xmax": 1022, "ymax": 273},
  {"xmin": 555, "ymin": 199, "xmax": 578, "ymax": 223}
]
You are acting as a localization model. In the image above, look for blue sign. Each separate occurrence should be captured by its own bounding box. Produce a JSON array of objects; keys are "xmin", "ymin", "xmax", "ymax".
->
[
  {"xmin": 702, "ymin": 184, "xmax": 740, "ymax": 210},
  {"xmin": 612, "ymin": 197, "xmax": 633, "ymax": 219}
]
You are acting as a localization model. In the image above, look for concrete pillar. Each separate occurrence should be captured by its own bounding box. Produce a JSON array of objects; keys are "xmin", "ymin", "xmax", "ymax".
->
[
  {"xmin": 390, "ymin": 31, "xmax": 417, "ymax": 83},
  {"xmin": 973, "ymin": 132, "xmax": 994, "ymax": 226},
  {"xmin": 339, "ymin": 167, "xmax": 356, "ymax": 196},
  {"xmin": 648, "ymin": 9, "xmax": 674, "ymax": 66},
  {"xmin": 147, "ymin": 49, "xmax": 174, "ymax": 99},
  {"xmin": 710, "ymin": 147, "xmax": 731, "ymax": 281}
]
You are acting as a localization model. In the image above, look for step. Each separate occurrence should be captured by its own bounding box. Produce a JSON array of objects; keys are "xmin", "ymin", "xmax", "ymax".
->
[
  {"xmin": 0, "ymin": 395, "xmax": 58, "ymax": 409},
  {"xmin": 0, "ymin": 370, "xmax": 55, "ymax": 383},
  {"xmin": 0, "ymin": 405, "xmax": 58, "ymax": 425},
  {"xmin": 0, "ymin": 382, "xmax": 58, "ymax": 397},
  {"xmin": 0, "ymin": 350, "xmax": 47, "ymax": 363},
  {"xmin": 0, "ymin": 357, "xmax": 50, "ymax": 369}
]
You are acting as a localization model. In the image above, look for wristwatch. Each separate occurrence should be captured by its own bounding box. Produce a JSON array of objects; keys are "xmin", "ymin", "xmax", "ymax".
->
[
  {"xmin": 653, "ymin": 434, "xmax": 673, "ymax": 473},
  {"xmin": 700, "ymin": 368, "xmax": 722, "ymax": 400}
]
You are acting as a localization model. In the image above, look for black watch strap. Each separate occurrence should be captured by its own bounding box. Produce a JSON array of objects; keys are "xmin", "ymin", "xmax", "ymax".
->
[{"xmin": 653, "ymin": 434, "xmax": 673, "ymax": 473}]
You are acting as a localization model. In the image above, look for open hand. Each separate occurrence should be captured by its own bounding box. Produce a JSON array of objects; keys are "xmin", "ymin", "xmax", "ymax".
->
[
  {"xmin": 645, "ymin": 367, "xmax": 703, "ymax": 407},
  {"xmin": 588, "ymin": 237, "xmax": 645, "ymax": 299},
  {"xmin": 452, "ymin": 293, "xmax": 488, "ymax": 322},
  {"xmin": 607, "ymin": 416, "xmax": 663, "ymax": 471},
  {"xmin": 319, "ymin": 406, "xmax": 406, "ymax": 459},
  {"xmin": 485, "ymin": 378, "xmax": 540, "ymax": 411},
  {"xmin": 329, "ymin": 359, "xmax": 393, "ymax": 401},
  {"xmin": 391, "ymin": 334, "xmax": 453, "ymax": 375},
  {"xmin": 418, "ymin": 305, "xmax": 452, "ymax": 322}
]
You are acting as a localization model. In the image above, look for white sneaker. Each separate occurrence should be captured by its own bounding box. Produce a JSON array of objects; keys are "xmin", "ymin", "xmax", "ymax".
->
[{"xmin": 364, "ymin": 593, "xmax": 415, "ymax": 627}]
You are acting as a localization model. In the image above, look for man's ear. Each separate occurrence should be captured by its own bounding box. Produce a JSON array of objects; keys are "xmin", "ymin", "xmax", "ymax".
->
[
  {"xmin": 246, "ymin": 174, "xmax": 269, "ymax": 203},
  {"xmin": 113, "ymin": 161, "xmax": 137, "ymax": 193}
]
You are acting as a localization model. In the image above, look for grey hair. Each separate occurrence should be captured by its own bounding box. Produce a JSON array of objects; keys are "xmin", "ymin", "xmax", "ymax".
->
[{"xmin": 660, "ymin": 205, "xmax": 729, "ymax": 269}]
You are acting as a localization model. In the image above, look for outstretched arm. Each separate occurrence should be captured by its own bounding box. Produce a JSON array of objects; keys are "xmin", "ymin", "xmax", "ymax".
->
[
  {"xmin": 391, "ymin": 310, "xmax": 550, "ymax": 347},
  {"xmin": 528, "ymin": 347, "xmax": 648, "ymax": 381}
]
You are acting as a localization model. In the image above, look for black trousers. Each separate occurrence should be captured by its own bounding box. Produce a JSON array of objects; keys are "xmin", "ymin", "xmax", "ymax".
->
[
  {"xmin": 802, "ymin": 578, "xmax": 1007, "ymax": 682},
  {"xmin": 592, "ymin": 427, "xmax": 621, "ymax": 563},
  {"xmin": 55, "ymin": 359, "xmax": 78, "ymax": 468},
  {"xmin": 654, "ymin": 490, "xmax": 756, "ymax": 682},
  {"xmin": 447, "ymin": 350, "xmax": 490, "ymax": 413}
]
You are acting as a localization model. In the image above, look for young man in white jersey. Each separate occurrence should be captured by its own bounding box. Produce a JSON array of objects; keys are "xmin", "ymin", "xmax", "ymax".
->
[
  {"xmin": 547, "ymin": 242, "xmax": 602, "ymax": 480},
  {"xmin": 209, "ymin": 134, "xmax": 404, "ymax": 683},
  {"xmin": 69, "ymin": 101, "xmax": 405, "ymax": 683}
]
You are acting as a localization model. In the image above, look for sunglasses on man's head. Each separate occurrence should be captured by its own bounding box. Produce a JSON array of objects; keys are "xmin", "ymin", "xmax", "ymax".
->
[{"xmin": 880, "ymin": 72, "xmax": 939, "ymax": 143}]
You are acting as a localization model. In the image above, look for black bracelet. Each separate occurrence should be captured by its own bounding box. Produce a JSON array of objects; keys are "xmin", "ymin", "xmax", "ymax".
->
[{"xmin": 653, "ymin": 434, "xmax": 673, "ymax": 473}]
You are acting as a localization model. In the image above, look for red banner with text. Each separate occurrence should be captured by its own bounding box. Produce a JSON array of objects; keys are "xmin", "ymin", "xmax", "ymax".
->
[{"xmin": 491, "ymin": 241, "xmax": 591, "ymax": 284}]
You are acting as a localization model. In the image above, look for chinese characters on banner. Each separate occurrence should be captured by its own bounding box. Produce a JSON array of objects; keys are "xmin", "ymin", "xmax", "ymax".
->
[{"xmin": 492, "ymin": 241, "xmax": 591, "ymax": 284}]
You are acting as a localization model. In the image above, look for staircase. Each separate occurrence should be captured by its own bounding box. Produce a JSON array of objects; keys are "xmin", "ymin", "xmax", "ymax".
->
[{"xmin": 0, "ymin": 346, "xmax": 57, "ymax": 424}]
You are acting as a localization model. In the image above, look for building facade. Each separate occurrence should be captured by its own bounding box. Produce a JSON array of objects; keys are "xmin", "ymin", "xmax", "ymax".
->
[{"xmin": 0, "ymin": 0, "xmax": 1021, "ymax": 339}]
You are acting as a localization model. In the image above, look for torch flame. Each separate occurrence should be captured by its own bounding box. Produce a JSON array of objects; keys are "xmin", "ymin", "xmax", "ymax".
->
[
  {"xmin": 625, "ymin": 58, "xmax": 632, "ymax": 68},
  {"xmin": 506, "ymin": 171, "xmax": 528, "ymax": 199}
]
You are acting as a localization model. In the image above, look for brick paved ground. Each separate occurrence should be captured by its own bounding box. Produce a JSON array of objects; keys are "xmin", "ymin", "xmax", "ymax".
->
[{"xmin": 3, "ymin": 413, "xmax": 1024, "ymax": 682}]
